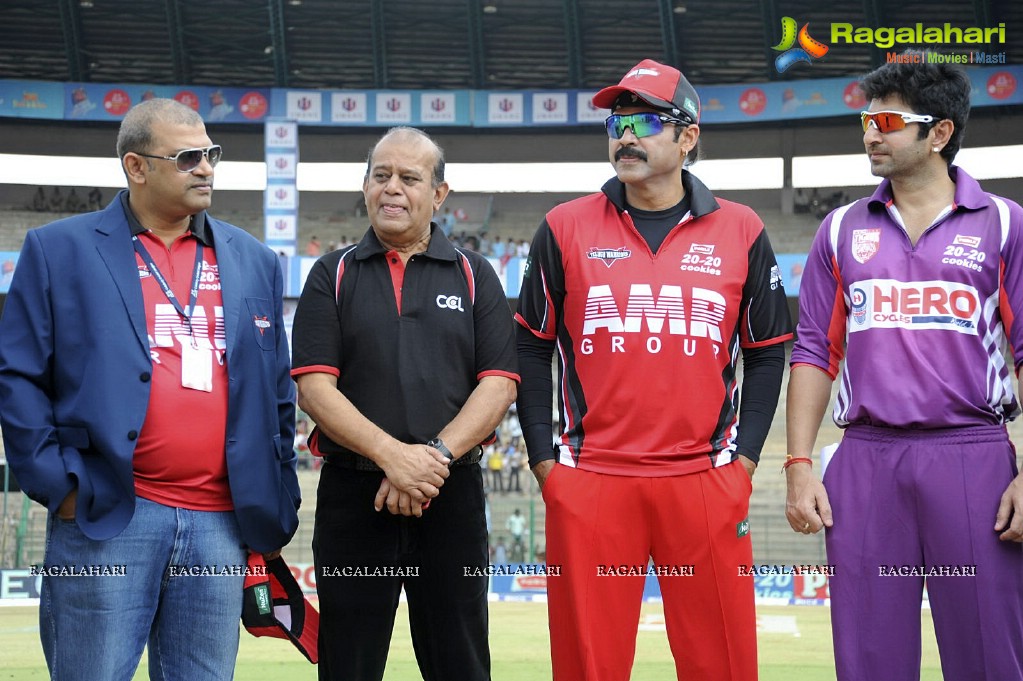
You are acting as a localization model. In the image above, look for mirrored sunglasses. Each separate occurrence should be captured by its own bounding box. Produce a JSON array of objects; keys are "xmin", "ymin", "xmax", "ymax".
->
[
  {"xmin": 137, "ymin": 145, "xmax": 223, "ymax": 172},
  {"xmin": 860, "ymin": 110, "xmax": 935, "ymax": 134},
  {"xmin": 605, "ymin": 113, "xmax": 688, "ymax": 140}
]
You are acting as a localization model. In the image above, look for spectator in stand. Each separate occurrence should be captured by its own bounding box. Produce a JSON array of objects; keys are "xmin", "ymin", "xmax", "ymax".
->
[
  {"xmin": 87, "ymin": 187, "xmax": 103, "ymax": 212},
  {"xmin": 517, "ymin": 239, "xmax": 530, "ymax": 257},
  {"xmin": 498, "ymin": 237, "xmax": 516, "ymax": 274},
  {"xmin": 47, "ymin": 187, "xmax": 63, "ymax": 212},
  {"xmin": 492, "ymin": 536, "xmax": 508, "ymax": 565},
  {"xmin": 1, "ymin": 260, "xmax": 15, "ymax": 290},
  {"xmin": 491, "ymin": 235, "xmax": 505, "ymax": 260},
  {"xmin": 506, "ymin": 443, "xmax": 524, "ymax": 493},
  {"xmin": 440, "ymin": 207, "xmax": 457, "ymax": 237},
  {"xmin": 305, "ymin": 235, "xmax": 322, "ymax": 257},
  {"xmin": 478, "ymin": 232, "xmax": 492, "ymax": 257},
  {"xmin": 294, "ymin": 418, "xmax": 311, "ymax": 470},
  {"xmin": 505, "ymin": 507, "xmax": 526, "ymax": 548},
  {"xmin": 487, "ymin": 445, "xmax": 504, "ymax": 493},
  {"xmin": 64, "ymin": 188, "xmax": 84, "ymax": 213},
  {"xmin": 31, "ymin": 187, "xmax": 46, "ymax": 212}
]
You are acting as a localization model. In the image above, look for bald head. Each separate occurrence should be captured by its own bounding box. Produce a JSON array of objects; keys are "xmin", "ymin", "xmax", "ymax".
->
[
  {"xmin": 117, "ymin": 98, "xmax": 204, "ymax": 159},
  {"xmin": 365, "ymin": 127, "xmax": 446, "ymax": 188}
]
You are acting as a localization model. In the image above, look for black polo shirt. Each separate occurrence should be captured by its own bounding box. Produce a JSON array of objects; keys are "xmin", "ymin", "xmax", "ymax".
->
[{"xmin": 291, "ymin": 225, "xmax": 519, "ymax": 454}]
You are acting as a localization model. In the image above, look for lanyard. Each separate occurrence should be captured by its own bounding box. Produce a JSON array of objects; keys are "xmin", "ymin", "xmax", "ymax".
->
[{"xmin": 133, "ymin": 234, "xmax": 204, "ymax": 342}]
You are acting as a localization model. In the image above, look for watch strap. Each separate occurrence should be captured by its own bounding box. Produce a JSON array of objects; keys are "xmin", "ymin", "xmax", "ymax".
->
[{"xmin": 427, "ymin": 438, "xmax": 455, "ymax": 462}]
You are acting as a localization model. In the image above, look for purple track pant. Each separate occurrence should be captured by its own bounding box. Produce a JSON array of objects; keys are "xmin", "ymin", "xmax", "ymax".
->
[{"xmin": 823, "ymin": 424, "xmax": 1023, "ymax": 681}]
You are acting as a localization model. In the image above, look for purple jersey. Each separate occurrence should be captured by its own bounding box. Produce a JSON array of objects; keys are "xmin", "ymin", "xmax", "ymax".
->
[{"xmin": 791, "ymin": 167, "xmax": 1023, "ymax": 428}]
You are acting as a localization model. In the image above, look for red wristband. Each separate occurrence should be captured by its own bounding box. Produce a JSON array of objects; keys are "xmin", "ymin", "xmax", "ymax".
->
[{"xmin": 782, "ymin": 456, "xmax": 813, "ymax": 471}]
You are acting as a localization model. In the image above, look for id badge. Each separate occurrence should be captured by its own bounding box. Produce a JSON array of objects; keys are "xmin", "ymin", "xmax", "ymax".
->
[{"xmin": 181, "ymin": 339, "xmax": 213, "ymax": 392}]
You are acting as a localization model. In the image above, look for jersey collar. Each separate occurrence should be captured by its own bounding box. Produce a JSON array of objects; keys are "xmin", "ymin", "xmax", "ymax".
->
[
  {"xmin": 354, "ymin": 222, "xmax": 460, "ymax": 262},
  {"xmin": 601, "ymin": 169, "xmax": 720, "ymax": 219},
  {"xmin": 867, "ymin": 165, "xmax": 987, "ymax": 213}
]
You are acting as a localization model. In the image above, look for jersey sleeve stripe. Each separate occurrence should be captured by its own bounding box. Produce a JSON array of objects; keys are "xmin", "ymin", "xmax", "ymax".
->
[
  {"xmin": 458, "ymin": 251, "xmax": 477, "ymax": 304},
  {"xmin": 993, "ymin": 196, "xmax": 1011, "ymax": 250},
  {"xmin": 334, "ymin": 250, "xmax": 354, "ymax": 303},
  {"xmin": 514, "ymin": 312, "xmax": 557, "ymax": 340},
  {"xmin": 742, "ymin": 332, "xmax": 793, "ymax": 349},
  {"xmin": 828, "ymin": 202, "xmax": 854, "ymax": 255},
  {"xmin": 824, "ymin": 253, "xmax": 847, "ymax": 378},
  {"xmin": 478, "ymin": 369, "xmax": 521, "ymax": 383},
  {"xmin": 791, "ymin": 361, "xmax": 834, "ymax": 378},
  {"xmin": 539, "ymin": 265, "xmax": 557, "ymax": 336},
  {"xmin": 290, "ymin": 364, "xmax": 340, "ymax": 379}
]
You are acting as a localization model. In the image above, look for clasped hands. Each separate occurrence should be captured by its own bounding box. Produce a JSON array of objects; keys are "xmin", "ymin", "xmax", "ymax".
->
[{"xmin": 374, "ymin": 442, "xmax": 450, "ymax": 517}]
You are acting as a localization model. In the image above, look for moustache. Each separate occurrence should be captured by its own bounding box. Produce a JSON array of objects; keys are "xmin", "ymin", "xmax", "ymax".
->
[{"xmin": 615, "ymin": 147, "xmax": 647, "ymax": 162}]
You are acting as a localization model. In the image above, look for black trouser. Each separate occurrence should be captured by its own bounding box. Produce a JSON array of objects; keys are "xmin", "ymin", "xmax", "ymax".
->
[{"xmin": 313, "ymin": 462, "xmax": 491, "ymax": 681}]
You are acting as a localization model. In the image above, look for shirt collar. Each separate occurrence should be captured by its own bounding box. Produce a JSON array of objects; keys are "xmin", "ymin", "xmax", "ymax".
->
[
  {"xmin": 119, "ymin": 189, "xmax": 213, "ymax": 246},
  {"xmin": 353, "ymin": 223, "xmax": 459, "ymax": 261},
  {"xmin": 867, "ymin": 165, "xmax": 987, "ymax": 212}
]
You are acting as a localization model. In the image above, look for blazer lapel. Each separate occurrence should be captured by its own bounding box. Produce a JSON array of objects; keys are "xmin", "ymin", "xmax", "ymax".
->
[
  {"xmin": 94, "ymin": 202, "xmax": 148, "ymax": 353},
  {"xmin": 210, "ymin": 221, "xmax": 242, "ymax": 364}
]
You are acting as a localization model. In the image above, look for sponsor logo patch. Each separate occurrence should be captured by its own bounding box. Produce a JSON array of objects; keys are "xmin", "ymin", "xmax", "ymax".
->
[
  {"xmin": 253, "ymin": 316, "xmax": 271, "ymax": 335},
  {"xmin": 848, "ymin": 278, "xmax": 980, "ymax": 334},
  {"xmin": 587, "ymin": 247, "xmax": 632, "ymax": 268},
  {"xmin": 953, "ymin": 234, "xmax": 981, "ymax": 248},
  {"xmin": 851, "ymin": 228, "xmax": 881, "ymax": 264},
  {"xmin": 737, "ymin": 518, "xmax": 750, "ymax": 538}
]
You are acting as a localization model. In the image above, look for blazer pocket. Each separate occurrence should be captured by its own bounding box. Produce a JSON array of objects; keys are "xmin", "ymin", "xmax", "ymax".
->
[{"xmin": 244, "ymin": 297, "xmax": 276, "ymax": 351}]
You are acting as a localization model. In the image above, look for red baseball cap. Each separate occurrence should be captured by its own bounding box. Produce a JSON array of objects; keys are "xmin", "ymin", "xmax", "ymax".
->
[
  {"xmin": 242, "ymin": 553, "xmax": 320, "ymax": 663},
  {"xmin": 593, "ymin": 59, "xmax": 701, "ymax": 125}
]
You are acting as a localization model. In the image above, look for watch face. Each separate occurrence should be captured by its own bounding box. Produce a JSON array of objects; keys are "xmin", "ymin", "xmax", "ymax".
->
[{"xmin": 428, "ymin": 439, "xmax": 454, "ymax": 460}]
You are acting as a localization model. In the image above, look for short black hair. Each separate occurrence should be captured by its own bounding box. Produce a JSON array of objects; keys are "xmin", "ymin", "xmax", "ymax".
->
[{"xmin": 859, "ymin": 50, "xmax": 971, "ymax": 165}]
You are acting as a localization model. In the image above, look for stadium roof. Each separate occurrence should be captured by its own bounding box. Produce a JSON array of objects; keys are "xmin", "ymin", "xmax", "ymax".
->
[{"xmin": 0, "ymin": 0, "xmax": 1019, "ymax": 91}]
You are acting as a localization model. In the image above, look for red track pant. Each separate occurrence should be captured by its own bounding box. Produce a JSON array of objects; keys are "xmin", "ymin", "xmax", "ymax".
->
[{"xmin": 543, "ymin": 462, "xmax": 757, "ymax": 681}]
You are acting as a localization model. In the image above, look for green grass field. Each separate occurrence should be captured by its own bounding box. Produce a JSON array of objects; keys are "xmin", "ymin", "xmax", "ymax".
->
[{"xmin": 0, "ymin": 602, "xmax": 944, "ymax": 680}]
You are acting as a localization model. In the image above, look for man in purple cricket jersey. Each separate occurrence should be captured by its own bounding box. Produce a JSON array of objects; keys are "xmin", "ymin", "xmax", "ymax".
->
[{"xmin": 785, "ymin": 51, "xmax": 1023, "ymax": 680}]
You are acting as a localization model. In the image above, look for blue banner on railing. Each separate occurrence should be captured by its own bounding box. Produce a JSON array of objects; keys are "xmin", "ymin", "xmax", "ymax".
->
[{"xmin": 1, "ymin": 66, "xmax": 1018, "ymax": 127}]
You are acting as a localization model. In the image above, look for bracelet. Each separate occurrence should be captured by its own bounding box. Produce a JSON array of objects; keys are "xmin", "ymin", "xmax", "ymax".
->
[{"xmin": 782, "ymin": 456, "xmax": 813, "ymax": 471}]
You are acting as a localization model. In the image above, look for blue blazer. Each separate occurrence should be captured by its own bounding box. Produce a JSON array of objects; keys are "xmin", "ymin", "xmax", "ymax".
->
[{"xmin": 0, "ymin": 194, "xmax": 299, "ymax": 553}]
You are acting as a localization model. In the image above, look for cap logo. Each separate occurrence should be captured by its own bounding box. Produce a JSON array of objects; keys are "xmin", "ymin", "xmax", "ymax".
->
[
  {"xmin": 254, "ymin": 583, "xmax": 272, "ymax": 615},
  {"xmin": 683, "ymin": 97, "xmax": 698, "ymax": 118},
  {"xmin": 626, "ymin": 67, "xmax": 660, "ymax": 79}
]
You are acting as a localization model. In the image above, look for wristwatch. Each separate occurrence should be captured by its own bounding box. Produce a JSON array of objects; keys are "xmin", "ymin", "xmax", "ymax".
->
[{"xmin": 427, "ymin": 438, "xmax": 455, "ymax": 464}]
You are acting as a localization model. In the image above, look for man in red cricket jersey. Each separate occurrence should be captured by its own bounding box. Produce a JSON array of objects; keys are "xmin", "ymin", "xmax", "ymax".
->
[{"xmin": 516, "ymin": 59, "xmax": 792, "ymax": 680}]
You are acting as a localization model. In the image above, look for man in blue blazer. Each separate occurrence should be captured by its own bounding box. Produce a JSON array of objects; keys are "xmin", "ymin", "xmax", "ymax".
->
[{"xmin": 0, "ymin": 98, "xmax": 300, "ymax": 680}]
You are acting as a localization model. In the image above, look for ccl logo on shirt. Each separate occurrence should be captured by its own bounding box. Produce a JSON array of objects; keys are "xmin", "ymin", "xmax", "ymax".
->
[{"xmin": 436, "ymin": 294, "xmax": 465, "ymax": 312}]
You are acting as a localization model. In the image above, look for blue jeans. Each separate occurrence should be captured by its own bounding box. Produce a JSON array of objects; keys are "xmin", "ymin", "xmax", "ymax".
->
[{"xmin": 40, "ymin": 497, "xmax": 247, "ymax": 680}]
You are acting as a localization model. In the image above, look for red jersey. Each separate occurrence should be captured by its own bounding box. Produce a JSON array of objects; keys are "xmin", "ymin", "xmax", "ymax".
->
[
  {"xmin": 516, "ymin": 173, "xmax": 792, "ymax": 476},
  {"xmin": 132, "ymin": 228, "xmax": 231, "ymax": 510}
]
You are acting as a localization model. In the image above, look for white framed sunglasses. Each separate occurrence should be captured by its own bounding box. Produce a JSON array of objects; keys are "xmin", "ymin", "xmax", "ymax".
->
[{"xmin": 136, "ymin": 145, "xmax": 223, "ymax": 172}]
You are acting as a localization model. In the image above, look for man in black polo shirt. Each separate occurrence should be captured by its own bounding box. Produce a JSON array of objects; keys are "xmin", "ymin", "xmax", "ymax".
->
[{"xmin": 291, "ymin": 126, "xmax": 518, "ymax": 681}]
